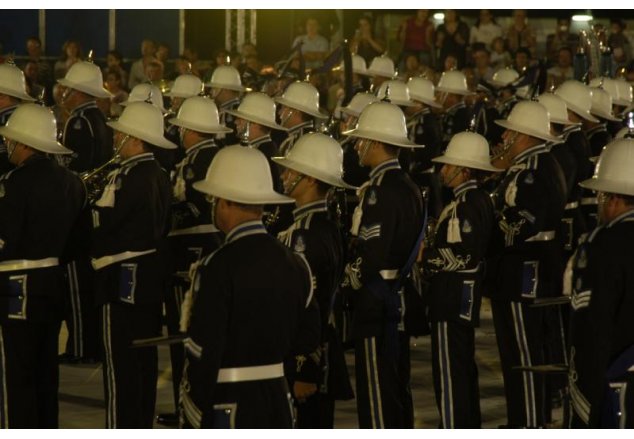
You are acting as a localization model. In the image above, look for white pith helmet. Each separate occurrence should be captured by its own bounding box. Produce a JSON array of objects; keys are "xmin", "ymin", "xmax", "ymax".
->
[
  {"xmin": 193, "ymin": 145, "xmax": 294, "ymax": 204},
  {"xmin": 272, "ymin": 132, "xmax": 356, "ymax": 189},
  {"xmin": 108, "ymin": 102, "xmax": 177, "ymax": 149},
  {"xmin": 0, "ymin": 103, "xmax": 71, "ymax": 154},
  {"xmin": 432, "ymin": 131, "xmax": 501, "ymax": 172},
  {"xmin": 168, "ymin": 96, "xmax": 232, "ymax": 134}
]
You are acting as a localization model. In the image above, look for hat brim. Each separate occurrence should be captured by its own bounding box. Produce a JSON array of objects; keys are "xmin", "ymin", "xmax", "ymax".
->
[
  {"xmin": 271, "ymin": 156, "xmax": 357, "ymax": 190},
  {"xmin": 107, "ymin": 120, "xmax": 177, "ymax": 150},
  {"xmin": 168, "ymin": 117, "xmax": 233, "ymax": 134},
  {"xmin": 192, "ymin": 180, "xmax": 295, "ymax": 204},
  {"xmin": 590, "ymin": 109, "xmax": 621, "ymax": 122},
  {"xmin": 224, "ymin": 109, "xmax": 289, "ymax": 131},
  {"xmin": 580, "ymin": 177, "xmax": 634, "ymax": 196},
  {"xmin": 342, "ymin": 127, "xmax": 424, "ymax": 148},
  {"xmin": 57, "ymin": 78, "xmax": 112, "ymax": 99},
  {"xmin": 564, "ymin": 101, "xmax": 600, "ymax": 123},
  {"xmin": 494, "ymin": 119, "xmax": 563, "ymax": 143},
  {"xmin": 410, "ymin": 95, "xmax": 442, "ymax": 108},
  {"xmin": 0, "ymin": 125, "xmax": 72, "ymax": 155},
  {"xmin": 0, "ymin": 86, "xmax": 36, "ymax": 102},
  {"xmin": 436, "ymin": 86, "xmax": 475, "ymax": 96},
  {"xmin": 275, "ymin": 97, "xmax": 329, "ymax": 119},
  {"xmin": 614, "ymin": 98, "xmax": 632, "ymax": 107},
  {"xmin": 386, "ymin": 98, "xmax": 417, "ymax": 107},
  {"xmin": 550, "ymin": 116, "xmax": 579, "ymax": 126},
  {"xmin": 366, "ymin": 69, "xmax": 394, "ymax": 78},
  {"xmin": 121, "ymin": 100, "xmax": 167, "ymax": 114},
  {"xmin": 205, "ymin": 82, "xmax": 245, "ymax": 92},
  {"xmin": 432, "ymin": 154, "xmax": 502, "ymax": 173}
]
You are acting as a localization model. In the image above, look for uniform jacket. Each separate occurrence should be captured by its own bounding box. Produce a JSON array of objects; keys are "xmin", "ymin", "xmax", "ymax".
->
[
  {"xmin": 0, "ymin": 105, "xmax": 18, "ymax": 176},
  {"xmin": 0, "ymin": 154, "xmax": 85, "ymax": 322},
  {"xmin": 62, "ymin": 101, "xmax": 113, "ymax": 173}
]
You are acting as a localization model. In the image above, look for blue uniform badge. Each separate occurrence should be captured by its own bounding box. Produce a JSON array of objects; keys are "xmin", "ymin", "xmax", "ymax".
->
[
  {"xmin": 524, "ymin": 172, "xmax": 534, "ymax": 185},
  {"xmin": 8, "ymin": 275, "xmax": 27, "ymax": 319},
  {"xmin": 293, "ymin": 234, "xmax": 306, "ymax": 253},
  {"xmin": 461, "ymin": 219, "xmax": 472, "ymax": 234},
  {"xmin": 367, "ymin": 189, "xmax": 377, "ymax": 206},
  {"xmin": 73, "ymin": 119, "xmax": 82, "ymax": 130},
  {"xmin": 118, "ymin": 263, "xmax": 137, "ymax": 304}
]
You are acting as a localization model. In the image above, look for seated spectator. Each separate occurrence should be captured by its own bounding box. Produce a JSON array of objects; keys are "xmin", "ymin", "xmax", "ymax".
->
[
  {"xmin": 435, "ymin": 10, "xmax": 470, "ymax": 70},
  {"xmin": 397, "ymin": 10, "xmax": 434, "ymax": 69},
  {"xmin": 490, "ymin": 36, "xmax": 512, "ymax": 70},
  {"xmin": 105, "ymin": 50, "xmax": 128, "ymax": 91},
  {"xmin": 472, "ymin": 47, "xmax": 494, "ymax": 83},
  {"xmin": 546, "ymin": 17, "xmax": 580, "ymax": 64},
  {"xmin": 104, "ymin": 70, "xmax": 129, "ymax": 118},
  {"xmin": 292, "ymin": 17, "xmax": 330, "ymax": 70},
  {"xmin": 54, "ymin": 39, "xmax": 82, "ymax": 80},
  {"xmin": 505, "ymin": 10, "xmax": 536, "ymax": 56},
  {"xmin": 129, "ymin": 39, "xmax": 157, "ymax": 89},
  {"xmin": 352, "ymin": 15, "xmax": 385, "ymax": 65},
  {"xmin": 547, "ymin": 47, "xmax": 574, "ymax": 88},
  {"xmin": 470, "ymin": 10, "xmax": 502, "ymax": 49}
]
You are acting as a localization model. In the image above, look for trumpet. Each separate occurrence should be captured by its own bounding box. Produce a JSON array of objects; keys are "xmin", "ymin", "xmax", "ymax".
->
[{"xmin": 80, "ymin": 155, "xmax": 121, "ymax": 204}]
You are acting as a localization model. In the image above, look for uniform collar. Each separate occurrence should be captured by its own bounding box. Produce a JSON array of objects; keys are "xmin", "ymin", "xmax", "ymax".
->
[
  {"xmin": 586, "ymin": 123, "xmax": 607, "ymax": 136},
  {"xmin": 225, "ymin": 220, "xmax": 267, "ymax": 243},
  {"xmin": 71, "ymin": 101, "xmax": 98, "ymax": 115},
  {"xmin": 369, "ymin": 158, "xmax": 401, "ymax": 179},
  {"xmin": 562, "ymin": 124, "xmax": 581, "ymax": 140},
  {"xmin": 453, "ymin": 180, "xmax": 478, "ymax": 198},
  {"xmin": 220, "ymin": 98, "xmax": 241, "ymax": 111},
  {"xmin": 251, "ymin": 134, "xmax": 272, "ymax": 148},
  {"xmin": 288, "ymin": 120, "xmax": 313, "ymax": 135},
  {"xmin": 293, "ymin": 199, "xmax": 328, "ymax": 221},
  {"xmin": 120, "ymin": 152, "xmax": 154, "ymax": 167},
  {"xmin": 512, "ymin": 143, "xmax": 547, "ymax": 164},
  {"xmin": 445, "ymin": 101, "xmax": 466, "ymax": 114},
  {"xmin": 606, "ymin": 208, "xmax": 634, "ymax": 228},
  {"xmin": 0, "ymin": 104, "xmax": 18, "ymax": 117},
  {"xmin": 186, "ymin": 139, "xmax": 216, "ymax": 156}
]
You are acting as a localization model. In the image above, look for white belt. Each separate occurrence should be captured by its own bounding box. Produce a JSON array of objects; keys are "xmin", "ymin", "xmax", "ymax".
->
[
  {"xmin": 168, "ymin": 224, "xmax": 219, "ymax": 237},
  {"xmin": 565, "ymin": 201, "xmax": 579, "ymax": 210},
  {"xmin": 525, "ymin": 231, "xmax": 556, "ymax": 242},
  {"xmin": 217, "ymin": 363, "xmax": 284, "ymax": 383},
  {"xmin": 580, "ymin": 197, "xmax": 597, "ymax": 206},
  {"xmin": 91, "ymin": 249, "xmax": 156, "ymax": 270},
  {"xmin": 379, "ymin": 269, "xmax": 399, "ymax": 280},
  {"xmin": 0, "ymin": 257, "xmax": 59, "ymax": 273}
]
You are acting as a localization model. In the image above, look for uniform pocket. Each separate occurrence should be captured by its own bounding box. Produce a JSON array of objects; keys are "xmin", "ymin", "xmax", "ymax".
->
[
  {"xmin": 459, "ymin": 280, "xmax": 475, "ymax": 321},
  {"xmin": 521, "ymin": 260, "xmax": 539, "ymax": 299},
  {"xmin": 8, "ymin": 274, "xmax": 27, "ymax": 320},
  {"xmin": 118, "ymin": 263, "xmax": 137, "ymax": 304},
  {"xmin": 212, "ymin": 403, "xmax": 237, "ymax": 428}
]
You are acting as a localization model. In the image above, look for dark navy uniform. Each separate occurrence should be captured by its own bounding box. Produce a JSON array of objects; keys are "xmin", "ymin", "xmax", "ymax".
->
[
  {"xmin": 0, "ymin": 105, "xmax": 18, "ymax": 175},
  {"xmin": 441, "ymin": 102, "xmax": 470, "ymax": 148},
  {"xmin": 180, "ymin": 220, "xmax": 318, "ymax": 428},
  {"xmin": 217, "ymin": 98, "xmax": 240, "ymax": 146},
  {"xmin": 62, "ymin": 101, "xmax": 113, "ymax": 173},
  {"xmin": 278, "ymin": 121, "xmax": 314, "ymax": 157},
  {"xmin": 423, "ymin": 180, "xmax": 495, "ymax": 428},
  {"xmin": 487, "ymin": 143, "xmax": 566, "ymax": 427},
  {"xmin": 563, "ymin": 126, "xmax": 596, "ymax": 230},
  {"xmin": 278, "ymin": 200, "xmax": 353, "ymax": 428},
  {"xmin": 406, "ymin": 107, "xmax": 444, "ymax": 218},
  {"xmin": 91, "ymin": 152, "xmax": 171, "ymax": 428},
  {"xmin": 343, "ymin": 158, "xmax": 424, "ymax": 428},
  {"xmin": 0, "ymin": 154, "xmax": 85, "ymax": 428},
  {"xmin": 165, "ymin": 140, "xmax": 224, "ymax": 412},
  {"xmin": 568, "ymin": 210, "xmax": 634, "ymax": 427},
  {"xmin": 585, "ymin": 123, "xmax": 612, "ymax": 158}
]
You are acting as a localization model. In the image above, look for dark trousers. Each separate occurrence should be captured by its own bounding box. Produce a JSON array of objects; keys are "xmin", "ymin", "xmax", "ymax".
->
[
  {"xmin": 165, "ymin": 279, "xmax": 186, "ymax": 411},
  {"xmin": 100, "ymin": 302, "xmax": 161, "ymax": 428},
  {"xmin": 296, "ymin": 392, "xmax": 335, "ymax": 428},
  {"xmin": 354, "ymin": 333, "xmax": 413, "ymax": 428},
  {"xmin": 0, "ymin": 319, "xmax": 61, "ymax": 428},
  {"xmin": 64, "ymin": 259, "xmax": 99, "ymax": 359},
  {"xmin": 491, "ymin": 300, "xmax": 546, "ymax": 428},
  {"xmin": 430, "ymin": 320, "xmax": 481, "ymax": 428}
]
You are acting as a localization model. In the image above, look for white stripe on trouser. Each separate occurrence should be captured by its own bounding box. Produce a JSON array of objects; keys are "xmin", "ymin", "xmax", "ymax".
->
[
  {"xmin": 103, "ymin": 304, "xmax": 117, "ymax": 428},
  {"xmin": 174, "ymin": 285, "xmax": 182, "ymax": 316},
  {"xmin": 557, "ymin": 307, "xmax": 568, "ymax": 365},
  {"xmin": 437, "ymin": 322, "xmax": 454, "ymax": 428},
  {"xmin": 0, "ymin": 327, "xmax": 8, "ymax": 428},
  {"xmin": 68, "ymin": 262, "xmax": 83, "ymax": 356},
  {"xmin": 364, "ymin": 337, "xmax": 384, "ymax": 428},
  {"xmin": 511, "ymin": 302, "xmax": 536, "ymax": 427}
]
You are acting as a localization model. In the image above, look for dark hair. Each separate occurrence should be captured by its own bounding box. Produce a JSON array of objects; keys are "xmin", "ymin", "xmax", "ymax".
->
[
  {"xmin": 60, "ymin": 39, "xmax": 82, "ymax": 61},
  {"xmin": 558, "ymin": 47, "xmax": 573, "ymax": 57},
  {"xmin": 27, "ymin": 36, "xmax": 41, "ymax": 46},
  {"xmin": 515, "ymin": 47, "xmax": 531, "ymax": 58},
  {"xmin": 475, "ymin": 10, "xmax": 497, "ymax": 27},
  {"xmin": 106, "ymin": 69, "xmax": 122, "ymax": 82},
  {"xmin": 108, "ymin": 50, "xmax": 123, "ymax": 62},
  {"xmin": 158, "ymin": 42, "xmax": 170, "ymax": 50}
]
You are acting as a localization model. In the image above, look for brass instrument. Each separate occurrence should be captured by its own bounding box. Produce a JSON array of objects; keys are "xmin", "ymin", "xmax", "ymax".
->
[{"xmin": 80, "ymin": 155, "xmax": 121, "ymax": 204}]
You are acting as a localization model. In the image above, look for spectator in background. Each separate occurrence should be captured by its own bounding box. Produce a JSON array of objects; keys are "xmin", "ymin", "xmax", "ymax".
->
[
  {"xmin": 513, "ymin": 47, "xmax": 532, "ymax": 73},
  {"xmin": 608, "ymin": 19, "xmax": 632, "ymax": 67},
  {"xmin": 24, "ymin": 61, "xmax": 44, "ymax": 100},
  {"xmin": 291, "ymin": 17, "xmax": 330, "ymax": 70},
  {"xmin": 144, "ymin": 59, "xmax": 165, "ymax": 89},
  {"xmin": 54, "ymin": 40, "xmax": 82, "ymax": 80},
  {"xmin": 129, "ymin": 39, "xmax": 157, "ymax": 89},
  {"xmin": 546, "ymin": 17, "xmax": 580, "ymax": 65},
  {"xmin": 397, "ymin": 10, "xmax": 434, "ymax": 69},
  {"xmin": 105, "ymin": 50, "xmax": 128, "ymax": 91},
  {"xmin": 490, "ymin": 36, "xmax": 512, "ymax": 70},
  {"xmin": 435, "ymin": 10, "xmax": 470, "ymax": 70},
  {"xmin": 25, "ymin": 36, "xmax": 54, "ymax": 104},
  {"xmin": 443, "ymin": 53, "xmax": 459, "ymax": 72},
  {"xmin": 472, "ymin": 46, "xmax": 494, "ymax": 83},
  {"xmin": 505, "ymin": 10, "xmax": 536, "ymax": 56},
  {"xmin": 470, "ymin": 10, "xmax": 502, "ymax": 49},
  {"xmin": 184, "ymin": 47, "xmax": 209, "ymax": 78},
  {"xmin": 351, "ymin": 16, "xmax": 385, "ymax": 65},
  {"xmin": 547, "ymin": 47, "xmax": 574, "ymax": 88},
  {"xmin": 157, "ymin": 42, "xmax": 174, "ymax": 80},
  {"xmin": 104, "ymin": 70, "xmax": 128, "ymax": 118}
]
